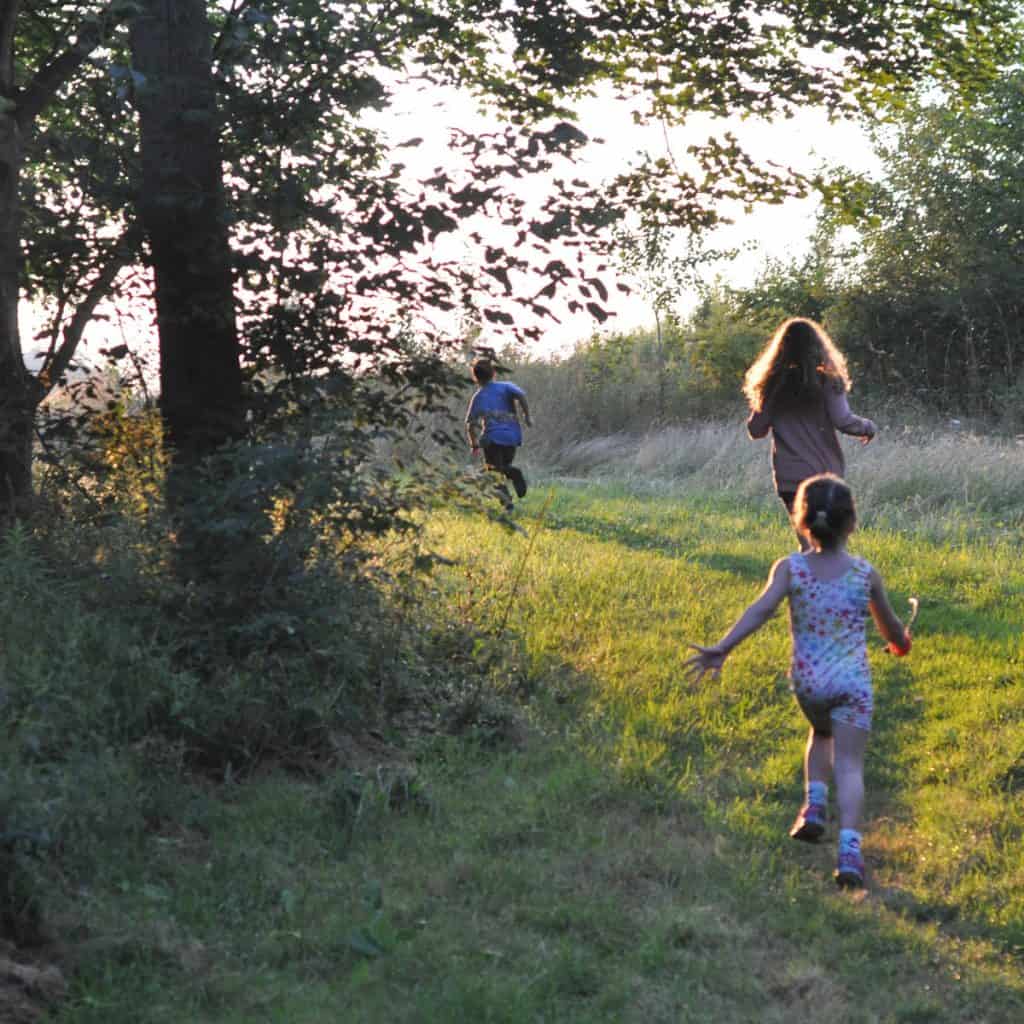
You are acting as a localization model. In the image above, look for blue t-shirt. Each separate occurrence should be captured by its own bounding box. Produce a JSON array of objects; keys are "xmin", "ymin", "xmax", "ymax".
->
[{"xmin": 466, "ymin": 381, "xmax": 525, "ymax": 446}]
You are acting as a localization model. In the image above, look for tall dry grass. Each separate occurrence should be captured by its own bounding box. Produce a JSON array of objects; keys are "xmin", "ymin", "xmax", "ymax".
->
[{"xmin": 542, "ymin": 417, "xmax": 1024, "ymax": 539}]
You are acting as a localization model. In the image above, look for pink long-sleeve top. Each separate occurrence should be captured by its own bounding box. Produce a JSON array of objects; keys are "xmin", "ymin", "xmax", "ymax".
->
[{"xmin": 747, "ymin": 378, "xmax": 876, "ymax": 493}]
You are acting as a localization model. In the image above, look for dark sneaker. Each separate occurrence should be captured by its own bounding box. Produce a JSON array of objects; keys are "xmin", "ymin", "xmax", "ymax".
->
[
  {"xmin": 789, "ymin": 802, "xmax": 826, "ymax": 843},
  {"xmin": 834, "ymin": 848, "xmax": 865, "ymax": 888}
]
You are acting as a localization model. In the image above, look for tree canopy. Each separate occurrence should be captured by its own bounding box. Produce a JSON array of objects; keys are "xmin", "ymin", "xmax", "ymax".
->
[{"xmin": 0, "ymin": 0, "xmax": 1017, "ymax": 515}]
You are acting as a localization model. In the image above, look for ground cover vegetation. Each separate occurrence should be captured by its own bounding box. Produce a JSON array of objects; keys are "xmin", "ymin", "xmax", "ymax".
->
[
  {"xmin": 1, "ymin": 0, "xmax": 1023, "ymax": 1019},
  {"xmin": 5, "ymin": 454, "xmax": 1022, "ymax": 1021}
]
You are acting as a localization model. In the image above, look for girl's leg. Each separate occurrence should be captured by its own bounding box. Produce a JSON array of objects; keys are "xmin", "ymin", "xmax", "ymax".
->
[
  {"xmin": 791, "ymin": 723, "xmax": 832, "ymax": 841},
  {"xmin": 832, "ymin": 720, "xmax": 869, "ymax": 830},
  {"xmin": 804, "ymin": 724, "xmax": 833, "ymax": 786},
  {"xmin": 832, "ymin": 719, "xmax": 870, "ymax": 886},
  {"xmin": 778, "ymin": 491, "xmax": 810, "ymax": 551}
]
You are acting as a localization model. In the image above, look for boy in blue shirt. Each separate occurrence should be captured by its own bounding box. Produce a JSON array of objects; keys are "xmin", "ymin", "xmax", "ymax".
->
[{"xmin": 465, "ymin": 357, "xmax": 532, "ymax": 506}]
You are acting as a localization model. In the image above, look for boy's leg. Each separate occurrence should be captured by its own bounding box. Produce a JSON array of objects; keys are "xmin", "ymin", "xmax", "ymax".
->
[
  {"xmin": 482, "ymin": 444, "xmax": 515, "ymax": 509},
  {"xmin": 484, "ymin": 444, "xmax": 526, "ymax": 500},
  {"xmin": 504, "ymin": 446, "xmax": 527, "ymax": 498}
]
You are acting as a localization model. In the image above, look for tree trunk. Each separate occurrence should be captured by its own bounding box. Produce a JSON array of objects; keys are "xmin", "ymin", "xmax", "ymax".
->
[
  {"xmin": 130, "ymin": 0, "xmax": 242, "ymax": 467},
  {"xmin": 0, "ymin": 1, "xmax": 37, "ymax": 520}
]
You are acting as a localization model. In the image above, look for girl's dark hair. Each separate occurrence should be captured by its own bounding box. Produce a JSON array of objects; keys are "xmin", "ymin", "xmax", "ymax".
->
[
  {"xmin": 471, "ymin": 357, "xmax": 494, "ymax": 384},
  {"xmin": 793, "ymin": 473, "xmax": 856, "ymax": 550},
  {"xmin": 743, "ymin": 317, "xmax": 851, "ymax": 414}
]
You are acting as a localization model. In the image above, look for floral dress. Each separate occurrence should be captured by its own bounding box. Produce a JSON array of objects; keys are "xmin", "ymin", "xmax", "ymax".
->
[{"xmin": 788, "ymin": 552, "xmax": 874, "ymax": 732}]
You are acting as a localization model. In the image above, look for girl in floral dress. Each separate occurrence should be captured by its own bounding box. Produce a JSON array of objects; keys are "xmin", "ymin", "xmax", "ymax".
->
[{"xmin": 684, "ymin": 474, "xmax": 911, "ymax": 887}]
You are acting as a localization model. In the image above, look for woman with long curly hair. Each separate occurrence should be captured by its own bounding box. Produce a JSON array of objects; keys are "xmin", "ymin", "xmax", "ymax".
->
[{"xmin": 744, "ymin": 318, "xmax": 876, "ymax": 548}]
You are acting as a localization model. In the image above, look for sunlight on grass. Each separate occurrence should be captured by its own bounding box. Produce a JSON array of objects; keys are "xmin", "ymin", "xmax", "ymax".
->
[
  {"xmin": 52, "ymin": 476, "xmax": 1024, "ymax": 1023},
  {"xmin": 414, "ymin": 477, "xmax": 1024, "ymax": 1019},
  {"xmin": 545, "ymin": 419, "xmax": 1024, "ymax": 544}
]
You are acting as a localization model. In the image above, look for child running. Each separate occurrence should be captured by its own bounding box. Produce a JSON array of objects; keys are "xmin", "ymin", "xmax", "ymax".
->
[
  {"xmin": 744, "ymin": 317, "xmax": 876, "ymax": 549},
  {"xmin": 683, "ymin": 474, "xmax": 911, "ymax": 888},
  {"xmin": 465, "ymin": 357, "xmax": 532, "ymax": 509}
]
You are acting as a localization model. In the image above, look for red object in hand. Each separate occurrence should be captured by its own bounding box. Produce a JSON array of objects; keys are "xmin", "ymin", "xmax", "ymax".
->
[{"xmin": 888, "ymin": 631, "xmax": 912, "ymax": 657}]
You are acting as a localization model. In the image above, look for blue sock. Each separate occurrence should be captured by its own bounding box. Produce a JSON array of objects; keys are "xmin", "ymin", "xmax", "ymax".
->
[
  {"xmin": 839, "ymin": 828, "xmax": 862, "ymax": 853},
  {"xmin": 807, "ymin": 780, "xmax": 828, "ymax": 808}
]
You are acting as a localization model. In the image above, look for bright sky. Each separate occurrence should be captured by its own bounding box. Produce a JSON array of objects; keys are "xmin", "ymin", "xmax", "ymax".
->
[
  {"xmin": 29, "ymin": 74, "xmax": 881, "ymax": 376},
  {"xmin": 382, "ymin": 81, "xmax": 880, "ymax": 356}
]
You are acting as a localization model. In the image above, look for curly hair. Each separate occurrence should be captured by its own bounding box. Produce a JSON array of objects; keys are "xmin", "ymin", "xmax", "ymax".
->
[{"xmin": 743, "ymin": 317, "xmax": 851, "ymax": 413}]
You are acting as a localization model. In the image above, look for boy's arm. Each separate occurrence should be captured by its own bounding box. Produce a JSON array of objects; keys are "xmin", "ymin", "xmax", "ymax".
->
[
  {"xmin": 868, "ymin": 567, "xmax": 910, "ymax": 654},
  {"xmin": 465, "ymin": 395, "xmax": 481, "ymax": 450},
  {"xmin": 684, "ymin": 558, "xmax": 790, "ymax": 682},
  {"xmin": 516, "ymin": 394, "xmax": 532, "ymax": 428}
]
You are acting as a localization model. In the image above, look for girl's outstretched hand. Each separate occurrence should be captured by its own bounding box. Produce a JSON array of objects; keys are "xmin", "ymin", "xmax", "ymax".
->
[{"xmin": 683, "ymin": 644, "xmax": 728, "ymax": 684}]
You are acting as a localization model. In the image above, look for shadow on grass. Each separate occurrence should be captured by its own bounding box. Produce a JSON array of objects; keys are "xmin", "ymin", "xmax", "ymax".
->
[
  {"xmin": 530, "ymin": 500, "xmax": 1020, "ymax": 647},
  {"xmin": 534, "ymin": 503, "xmax": 777, "ymax": 585}
]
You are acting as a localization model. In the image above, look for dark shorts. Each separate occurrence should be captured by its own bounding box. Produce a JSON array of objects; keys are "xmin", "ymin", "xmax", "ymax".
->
[
  {"xmin": 482, "ymin": 443, "xmax": 527, "ymax": 499},
  {"xmin": 778, "ymin": 491, "xmax": 796, "ymax": 513},
  {"xmin": 482, "ymin": 443, "xmax": 518, "ymax": 471}
]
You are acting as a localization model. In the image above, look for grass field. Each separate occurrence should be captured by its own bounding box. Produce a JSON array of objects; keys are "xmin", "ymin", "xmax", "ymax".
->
[
  {"xmin": 398, "ymin": 480, "xmax": 1024, "ymax": 1021},
  {"xmin": 48, "ymin": 465, "xmax": 1024, "ymax": 1023}
]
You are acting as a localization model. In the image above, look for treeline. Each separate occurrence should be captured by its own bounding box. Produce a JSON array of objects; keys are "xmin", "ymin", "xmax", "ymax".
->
[{"xmin": 514, "ymin": 72, "xmax": 1024, "ymax": 439}]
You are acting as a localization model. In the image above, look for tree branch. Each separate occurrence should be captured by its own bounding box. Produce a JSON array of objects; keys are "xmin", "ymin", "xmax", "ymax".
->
[
  {"xmin": 16, "ymin": 1, "xmax": 129, "ymax": 130},
  {"xmin": 16, "ymin": 46, "xmax": 86, "ymax": 129},
  {"xmin": 38, "ymin": 221, "xmax": 144, "ymax": 398},
  {"xmin": 211, "ymin": 0, "xmax": 249, "ymax": 62}
]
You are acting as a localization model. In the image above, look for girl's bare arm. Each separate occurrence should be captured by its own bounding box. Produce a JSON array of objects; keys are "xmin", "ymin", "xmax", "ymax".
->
[
  {"xmin": 868, "ymin": 568, "xmax": 910, "ymax": 652},
  {"xmin": 684, "ymin": 558, "xmax": 790, "ymax": 682}
]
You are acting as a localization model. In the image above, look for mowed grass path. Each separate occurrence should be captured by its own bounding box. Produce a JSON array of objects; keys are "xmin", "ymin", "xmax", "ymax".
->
[
  {"xmin": 381, "ymin": 481, "xmax": 1023, "ymax": 1022},
  {"xmin": 60, "ymin": 481, "xmax": 1023, "ymax": 1023}
]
